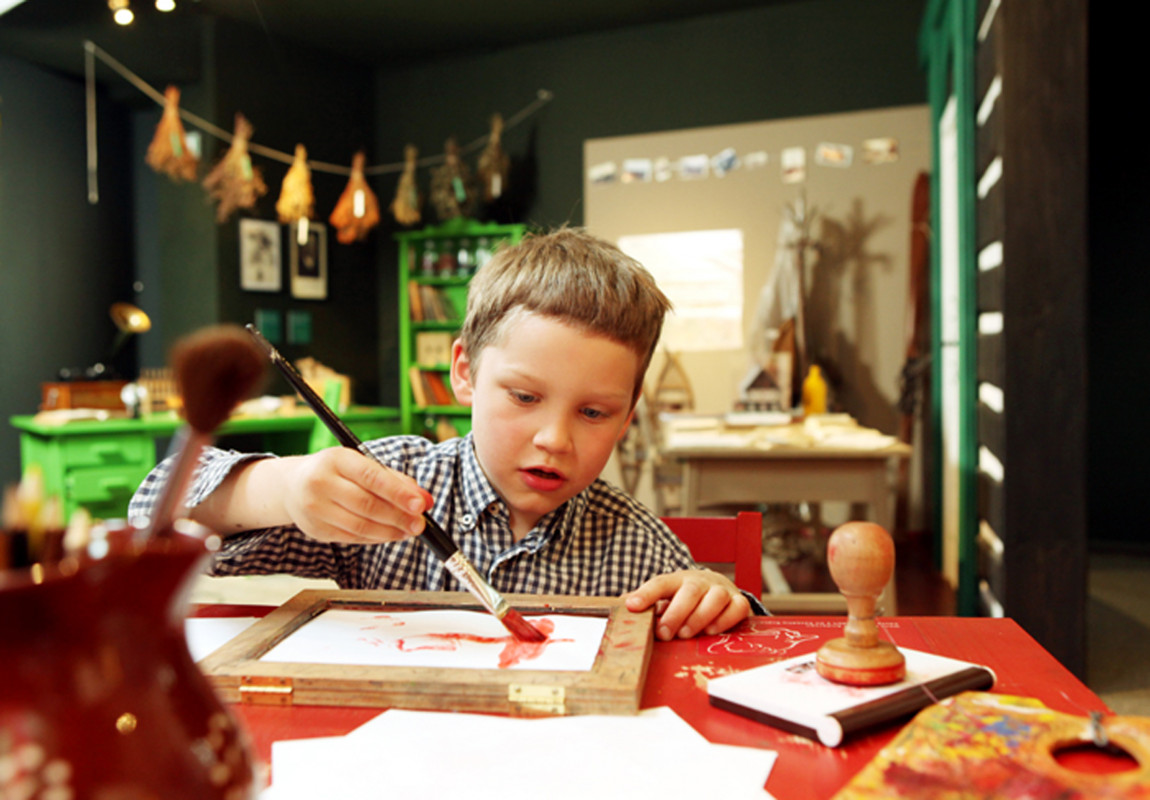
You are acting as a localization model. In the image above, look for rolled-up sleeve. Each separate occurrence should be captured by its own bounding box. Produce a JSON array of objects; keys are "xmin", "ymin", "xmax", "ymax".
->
[{"xmin": 127, "ymin": 446, "xmax": 271, "ymax": 525}]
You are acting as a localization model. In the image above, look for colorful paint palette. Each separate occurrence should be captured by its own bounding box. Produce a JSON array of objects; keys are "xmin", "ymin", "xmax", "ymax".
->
[{"xmin": 835, "ymin": 692, "xmax": 1150, "ymax": 799}]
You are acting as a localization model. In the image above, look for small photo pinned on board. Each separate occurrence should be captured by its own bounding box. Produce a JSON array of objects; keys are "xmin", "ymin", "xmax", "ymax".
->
[
  {"xmin": 654, "ymin": 157, "xmax": 674, "ymax": 182},
  {"xmin": 815, "ymin": 142, "xmax": 854, "ymax": 168},
  {"xmin": 863, "ymin": 137, "xmax": 900, "ymax": 164},
  {"xmin": 679, "ymin": 153, "xmax": 709, "ymax": 180},
  {"xmin": 588, "ymin": 161, "xmax": 617, "ymax": 184},
  {"xmin": 781, "ymin": 146, "xmax": 806, "ymax": 184},
  {"xmin": 621, "ymin": 158, "xmax": 653, "ymax": 183},
  {"xmin": 710, "ymin": 147, "xmax": 739, "ymax": 177}
]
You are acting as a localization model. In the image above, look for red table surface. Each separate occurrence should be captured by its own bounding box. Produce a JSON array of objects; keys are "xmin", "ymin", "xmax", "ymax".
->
[{"xmin": 193, "ymin": 608, "xmax": 1108, "ymax": 800}]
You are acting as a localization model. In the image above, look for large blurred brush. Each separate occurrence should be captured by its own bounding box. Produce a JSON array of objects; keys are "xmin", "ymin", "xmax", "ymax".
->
[{"xmin": 140, "ymin": 325, "xmax": 266, "ymax": 539}]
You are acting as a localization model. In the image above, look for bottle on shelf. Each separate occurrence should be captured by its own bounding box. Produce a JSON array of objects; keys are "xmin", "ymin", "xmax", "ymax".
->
[
  {"xmin": 436, "ymin": 239, "xmax": 457, "ymax": 276},
  {"xmin": 457, "ymin": 238, "xmax": 473, "ymax": 277},
  {"xmin": 420, "ymin": 242, "xmax": 438, "ymax": 277},
  {"xmin": 475, "ymin": 238, "xmax": 492, "ymax": 270}
]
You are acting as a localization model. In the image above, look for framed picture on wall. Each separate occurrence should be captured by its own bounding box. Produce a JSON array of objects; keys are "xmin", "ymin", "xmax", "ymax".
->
[
  {"xmin": 239, "ymin": 218, "xmax": 282, "ymax": 292},
  {"xmin": 290, "ymin": 221, "xmax": 327, "ymax": 300}
]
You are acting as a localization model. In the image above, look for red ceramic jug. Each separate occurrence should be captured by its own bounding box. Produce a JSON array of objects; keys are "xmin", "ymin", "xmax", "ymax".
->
[{"xmin": 0, "ymin": 524, "xmax": 256, "ymax": 799}]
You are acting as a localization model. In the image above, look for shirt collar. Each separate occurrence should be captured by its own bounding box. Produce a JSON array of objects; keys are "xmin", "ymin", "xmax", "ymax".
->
[
  {"xmin": 458, "ymin": 433, "xmax": 502, "ymax": 519},
  {"xmin": 457, "ymin": 433, "xmax": 589, "ymax": 542}
]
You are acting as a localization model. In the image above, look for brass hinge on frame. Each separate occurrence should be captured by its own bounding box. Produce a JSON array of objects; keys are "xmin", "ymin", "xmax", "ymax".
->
[
  {"xmin": 239, "ymin": 676, "xmax": 294, "ymax": 706},
  {"xmin": 508, "ymin": 684, "xmax": 565, "ymax": 715}
]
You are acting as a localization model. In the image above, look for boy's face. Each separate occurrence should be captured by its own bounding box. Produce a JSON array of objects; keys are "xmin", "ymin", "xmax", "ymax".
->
[{"xmin": 450, "ymin": 310, "xmax": 639, "ymax": 540}]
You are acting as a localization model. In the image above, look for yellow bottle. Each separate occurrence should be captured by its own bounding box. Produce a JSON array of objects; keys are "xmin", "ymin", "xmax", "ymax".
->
[{"xmin": 802, "ymin": 364, "xmax": 827, "ymax": 416}]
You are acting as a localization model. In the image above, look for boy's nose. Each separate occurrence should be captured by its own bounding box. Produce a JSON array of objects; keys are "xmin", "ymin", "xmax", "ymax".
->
[{"xmin": 533, "ymin": 414, "xmax": 573, "ymax": 453}]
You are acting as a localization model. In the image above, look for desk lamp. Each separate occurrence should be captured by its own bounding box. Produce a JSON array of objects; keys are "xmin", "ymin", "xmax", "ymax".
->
[{"xmin": 57, "ymin": 302, "xmax": 151, "ymax": 381}]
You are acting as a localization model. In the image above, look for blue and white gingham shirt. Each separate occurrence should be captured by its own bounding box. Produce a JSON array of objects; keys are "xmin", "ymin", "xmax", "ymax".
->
[{"xmin": 128, "ymin": 434, "xmax": 705, "ymax": 598}]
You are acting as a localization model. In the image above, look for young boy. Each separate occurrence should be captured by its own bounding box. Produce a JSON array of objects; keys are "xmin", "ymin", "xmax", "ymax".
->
[{"xmin": 129, "ymin": 228, "xmax": 758, "ymax": 639}]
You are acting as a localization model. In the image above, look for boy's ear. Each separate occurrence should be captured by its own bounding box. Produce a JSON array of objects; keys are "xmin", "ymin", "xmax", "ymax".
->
[{"xmin": 449, "ymin": 339, "xmax": 475, "ymax": 406}]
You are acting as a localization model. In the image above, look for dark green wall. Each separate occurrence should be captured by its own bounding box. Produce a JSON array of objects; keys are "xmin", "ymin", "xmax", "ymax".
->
[
  {"xmin": 0, "ymin": 53, "xmax": 136, "ymax": 486},
  {"xmin": 132, "ymin": 45, "xmax": 219, "ymax": 364}
]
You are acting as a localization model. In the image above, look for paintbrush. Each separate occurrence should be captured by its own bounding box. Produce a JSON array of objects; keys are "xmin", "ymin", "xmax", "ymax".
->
[
  {"xmin": 244, "ymin": 324, "xmax": 545, "ymax": 643},
  {"xmin": 139, "ymin": 324, "xmax": 267, "ymax": 539}
]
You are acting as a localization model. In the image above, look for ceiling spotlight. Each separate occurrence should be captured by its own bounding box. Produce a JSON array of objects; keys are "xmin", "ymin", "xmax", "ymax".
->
[
  {"xmin": 108, "ymin": 0, "xmax": 133, "ymax": 25},
  {"xmin": 155, "ymin": 0, "xmax": 175, "ymax": 11}
]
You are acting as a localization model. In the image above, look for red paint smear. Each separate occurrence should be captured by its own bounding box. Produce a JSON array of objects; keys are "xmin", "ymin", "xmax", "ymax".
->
[{"xmin": 395, "ymin": 619, "xmax": 567, "ymax": 668}]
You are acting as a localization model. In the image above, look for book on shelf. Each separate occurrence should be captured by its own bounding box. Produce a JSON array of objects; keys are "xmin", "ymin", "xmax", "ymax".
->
[
  {"xmin": 416, "ymin": 285, "xmax": 456, "ymax": 322},
  {"xmin": 423, "ymin": 372, "xmax": 454, "ymax": 406},
  {"xmin": 408, "ymin": 366, "xmax": 429, "ymax": 407},
  {"xmin": 408, "ymin": 368, "xmax": 455, "ymax": 408},
  {"xmin": 407, "ymin": 280, "xmax": 424, "ymax": 322},
  {"xmin": 415, "ymin": 331, "xmax": 454, "ymax": 367},
  {"xmin": 706, "ymin": 648, "xmax": 996, "ymax": 747}
]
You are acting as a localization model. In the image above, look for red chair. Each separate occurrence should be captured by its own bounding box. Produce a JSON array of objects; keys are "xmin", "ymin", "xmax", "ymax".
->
[{"xmin": 662, "ymin": 512, "xmax": 763, "ymax": 599}]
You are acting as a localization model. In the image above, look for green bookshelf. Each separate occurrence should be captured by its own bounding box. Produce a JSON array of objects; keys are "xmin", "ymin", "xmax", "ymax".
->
[{"xmin": 395, "ymin": 219, "xmax": 527, "ymax": 439}]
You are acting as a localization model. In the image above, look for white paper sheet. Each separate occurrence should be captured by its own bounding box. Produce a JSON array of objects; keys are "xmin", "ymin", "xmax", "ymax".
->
[
  {"xmin": 262, "ymin": 707, "xmax": 776, "ymax": 800},
  {"xmin": 258, "ymin": 609, "xmax": 609, "ymax": 671},
  {"xmin": 184, "ymin": 617, "xmax": 259, "ymax": 661}
]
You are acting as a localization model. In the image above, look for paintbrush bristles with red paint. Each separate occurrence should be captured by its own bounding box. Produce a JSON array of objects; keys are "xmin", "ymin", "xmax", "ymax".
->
[
  {"xmin": 501, "ymin": 608, "xmax": 546, "ymax": 642},
  {"xmin": 141, "ymin": 325, "xmax": 267, "ymax": 539}
]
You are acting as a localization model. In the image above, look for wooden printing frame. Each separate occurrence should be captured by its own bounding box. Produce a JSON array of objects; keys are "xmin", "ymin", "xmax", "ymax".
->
[{"xmin": 199, "ymin": 589, "xmax": 654, "ymax": 716}]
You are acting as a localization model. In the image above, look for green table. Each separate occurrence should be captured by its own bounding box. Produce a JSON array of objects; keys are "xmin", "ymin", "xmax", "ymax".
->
[{"xmin": 11, "ymin": 407, "xmax": 402, "ymax": 521}]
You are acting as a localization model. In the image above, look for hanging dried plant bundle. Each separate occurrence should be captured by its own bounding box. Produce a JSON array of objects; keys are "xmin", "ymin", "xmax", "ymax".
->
[
  {"xmin": 276, "ymin": 143, "xmax": 315, "ymax": 226},
  {"xmin": 329, "ymin": 151, "xmax": 381, "ymax": 244},
  {"xmin": 202, "ymin": 113, "xmax": 267, "ymax": 222},
  {"xmin": 389, "ymin": 145, "xmax": 422, "ymax": 227},
  {"xmin": 477, "ymin": 113, "xmax": 510, "ymax": 203},
  {"xmin": 429, "ymin": 137, "xmax": 476, "ymax": 221},
  {"xmin": 146, "ymin": 85, "xmax": 199, "ymax": 182}
]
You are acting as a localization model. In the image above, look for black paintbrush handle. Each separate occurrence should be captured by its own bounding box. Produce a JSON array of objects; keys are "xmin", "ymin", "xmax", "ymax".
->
[
  {"xmin": 244, "ymin": 325, "xmax": 361, "ymax": 447},
  {"xmin": 244, "ymin": 324, "xmax": 459, "ymax": 562}
]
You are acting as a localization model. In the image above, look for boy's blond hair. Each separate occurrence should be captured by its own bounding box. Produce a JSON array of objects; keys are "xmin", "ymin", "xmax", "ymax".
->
[{"xmin": 459, "ymin": 227, "xmax": 671, "ymax": 401}]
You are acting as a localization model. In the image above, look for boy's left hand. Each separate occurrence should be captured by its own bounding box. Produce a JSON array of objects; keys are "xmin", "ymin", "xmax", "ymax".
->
[{"xmin": 624, "ymin": 569, "xmax": 752, "ymax": 640}]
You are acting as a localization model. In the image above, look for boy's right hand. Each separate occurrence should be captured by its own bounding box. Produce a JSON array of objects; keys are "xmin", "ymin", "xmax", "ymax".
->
[
  {"xmin": 280, "ymin": 448, "xmax": 431, "ymax": 544},
  {"xmin": 194, "ymin": 449, "xmax": 431, "ymax": 544}
]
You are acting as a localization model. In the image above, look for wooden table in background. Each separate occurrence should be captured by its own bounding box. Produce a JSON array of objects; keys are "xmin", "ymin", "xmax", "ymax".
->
[
  {"xmin": 194, "ymin": 608, "xmax": 1107, "ymax": 800},
  {"xmin": 660, "ymin": 420, "xmax": 911, "ymax": 614}
]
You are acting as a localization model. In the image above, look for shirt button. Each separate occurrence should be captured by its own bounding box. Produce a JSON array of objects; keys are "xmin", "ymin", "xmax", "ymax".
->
[{"xmin": 460, "ymin": 513, "xmax": 476, "ymax": 530}]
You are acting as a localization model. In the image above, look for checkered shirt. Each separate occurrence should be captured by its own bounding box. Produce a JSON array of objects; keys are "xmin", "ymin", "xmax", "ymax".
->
[{"xmin": 129, "ymin": 434, "xmax": 713, "ymax": 599}]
